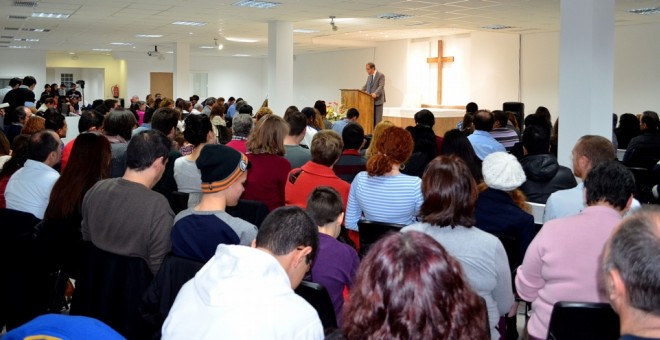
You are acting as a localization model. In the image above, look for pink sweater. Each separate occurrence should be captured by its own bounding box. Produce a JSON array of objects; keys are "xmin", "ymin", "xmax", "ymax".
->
[{"xmin": 515, "ymin": 205, "xmax": 622, "ymax": 339}]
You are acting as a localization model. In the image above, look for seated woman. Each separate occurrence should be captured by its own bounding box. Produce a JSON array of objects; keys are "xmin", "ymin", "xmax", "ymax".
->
[
  {"xmin": 306, "ymin": 187, "xmax": 359, "ymax": 326},
  {"xmin": 174, "ymin": 114, "xmax": 215, "ymax": 208},
  {"xmin": 242, "ymin": 114, "xmax": 291, "ymax": 211},
  {"xmin": 475, "ymin": 152, "xmax": 535, "ymax": 258},
  {"xmin": 403, "ymin": 155, "xmax": 514, "ymax": 340},
  {"xmin": 345, "ymin": 126, "xmax": 423, "ymax": 233},
  {"xmin": 342, "ymin": 231, "xmax": 488, "ymax": 339},
  {"xmin": 441, "ymin": 128, "xmax": 483, "ymax": 183}
]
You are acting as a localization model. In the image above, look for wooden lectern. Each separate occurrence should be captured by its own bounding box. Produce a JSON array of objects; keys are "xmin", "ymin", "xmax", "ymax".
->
[{"xmin": 340, "ymin": 89, "xmax": 374, "ymax": 135}]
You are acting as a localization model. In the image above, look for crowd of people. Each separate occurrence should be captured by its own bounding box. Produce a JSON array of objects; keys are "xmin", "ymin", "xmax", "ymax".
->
[{"xmin": 1, "ymin": 74, "xmax": 660, "ymax": 340}]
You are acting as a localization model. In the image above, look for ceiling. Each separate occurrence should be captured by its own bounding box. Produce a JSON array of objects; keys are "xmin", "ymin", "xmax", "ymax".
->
[{"xmin": 1, "ymin": 0, "xmax": 660, "ymax": 57}]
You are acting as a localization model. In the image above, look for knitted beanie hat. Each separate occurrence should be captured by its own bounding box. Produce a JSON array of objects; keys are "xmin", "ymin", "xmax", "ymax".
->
[
  {"xmin": 196, "ymin": 144, "xmax": 250, "ymax": 193},
  {"xmin": 482, "ymin": 152, "xmax": 526, "ymax": 191}
]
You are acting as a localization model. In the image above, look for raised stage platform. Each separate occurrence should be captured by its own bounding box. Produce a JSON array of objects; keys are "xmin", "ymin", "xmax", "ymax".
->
[{"xmin": 383, "ymin": 107, "xmax": 465, "ymax": 136}]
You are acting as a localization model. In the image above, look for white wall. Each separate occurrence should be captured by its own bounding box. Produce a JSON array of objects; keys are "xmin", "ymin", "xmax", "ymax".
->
[
  {"xmin": 0, "ymin": 50, "xmax": 47, "ymax": 88},
  {"xmin": 520, "ymin": 31, "xmax": 560, "ymax": 119},
  {"xmin": 469, "ymin": 31, "xmax": 521, "ymax": 111},
  {"xmin": 374, "ymin": 39, "xmax": 409, "ymax": 108},
  {"xmin": 192, "ymin": 55, "xmax": 266, "ymax": 108}
]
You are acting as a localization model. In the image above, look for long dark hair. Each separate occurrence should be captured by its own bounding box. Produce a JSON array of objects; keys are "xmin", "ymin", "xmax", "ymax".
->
[
  {"xmin": 0, "ymin": 134, "xmax": 30, "ymax": 179},
  {"xmin": 44, "ymin": 133, "xmax": 111, "ymax": 220},
  {"xmin": 343, "ymin": 231, "xmax": 488, "ymax": 339},
  {"xmin": 441, "ymin": 129, "xmax": 483, "ymax": 182}
]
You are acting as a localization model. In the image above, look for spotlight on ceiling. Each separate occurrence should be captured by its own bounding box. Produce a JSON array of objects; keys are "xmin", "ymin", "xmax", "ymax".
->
[
  {"xmin": 330, "ymin": 16, "xmax": 338, "ymax": 31},
  {"xmin": 214, "ymin": 38, "xmax": 224, "ymax": 50}
]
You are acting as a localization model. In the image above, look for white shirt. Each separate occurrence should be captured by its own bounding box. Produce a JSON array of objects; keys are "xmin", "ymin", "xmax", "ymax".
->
[
  {"xmin": 5, "ymin": 159, "xmax": 60, "ymax": 219},
  {"xmin": 162, "ymin": 245, "xmax": 323, "ymax": 340},
  {"xmin": 543, "ymin": 182, "xmax": 641, "ymax": 223},
  {"xmin": 301, "ymin": 126, "xmax": 318, "ymax": 148}
]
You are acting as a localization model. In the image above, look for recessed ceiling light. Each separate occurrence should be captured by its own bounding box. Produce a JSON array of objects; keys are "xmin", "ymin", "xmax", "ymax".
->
[
  {"xmin": 172, "ymin": 21, "xmax": 207, "ymax": 26},
  {"xmin": 376, "ymin": 13, "xmax": 412, "ymax": 20},
  {"xmin": 136, "ymin": 34, "xmax": 163, "ymax": 38},
  {"xmin": 293, "ymin": 29, "xmax": 320, "ymax": 34},
  {"xmin": 110, "ymin": 42, "xmax": 133, "ymax": 46},
  {"xmin": 199, "ymin": 46, "xmax": 215, "ymax": 49},
  {"xmin": 225, "ymin": 37, "xmax": 258, "ymax": 43},
  {"xmin": 626, "ymin": 7, "xmax": 660, "ymax": 15},
  {"xmin": 481, "ymin": 24, "xmax": 514, "ymax": 30},
  {"xmin": 9, "ymin": 45, "xmax": 30, "ymax": 48},
  {"xmin": 23, "ymin": 28, "xmax": 49, "ymax": 32},
  {"xmin": 232, "ymin": 0, "xmax": 281, "ymax": 9},
  {"xmin": 31, "ymin": 12, "xmax": 70, "ymax": 19},
  {"xmin": 14, "ymin": 38, "xmax": 38, "ymax": 42},
  {"xmin": 92, "ymin": 48, "xmax": 112, "ymax": 51},
  {"xmin": 68, "ymin": 52, "xmax": 75, "ymax": 55},
  {"xmin": 233, "ymin": 54, "xmax": 251, "ymax": 57}
]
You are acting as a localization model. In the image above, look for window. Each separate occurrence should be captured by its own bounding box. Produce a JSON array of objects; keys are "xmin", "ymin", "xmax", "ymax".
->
[{"xmin": 60, "ymin": 73, "xmax": 73, "ymax": 86}]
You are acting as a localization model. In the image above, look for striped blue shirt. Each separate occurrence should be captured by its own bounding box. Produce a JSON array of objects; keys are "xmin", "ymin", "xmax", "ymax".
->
[{"xmin": 345, "ymin": 171, "xmax": 423, "ymax": 231}]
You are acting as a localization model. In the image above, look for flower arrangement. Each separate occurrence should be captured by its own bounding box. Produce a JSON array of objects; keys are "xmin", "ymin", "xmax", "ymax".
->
[{"xmin": 326, "ymin": 101, "xmax": 345, "ymax": 122}]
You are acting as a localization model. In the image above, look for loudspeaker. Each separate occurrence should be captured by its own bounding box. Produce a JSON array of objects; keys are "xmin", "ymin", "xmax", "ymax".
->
[{"xmin": 503, "ymin": 102, "xmax": 524, "ymax": 130}]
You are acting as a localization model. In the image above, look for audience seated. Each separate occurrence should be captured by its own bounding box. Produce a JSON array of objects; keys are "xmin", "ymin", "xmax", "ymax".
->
[
  {"xmin": 516, "ymin": 161, "xmax": 635, "ymax": 340},
  {"xmin": 0, "ymin": 130, "xmax": 9, "ymax": 170},
  {"xmin": 283, "ymin": 110, "xmax": 311, "ymax": 169},
  {"xmin": 414, "ymin": 109, "xmax": 443, "ymax": 156},
  {"xmin": 441, "ymin": 128, "xmax": 483, "ymax": 182},
  {"xmin": 0, "ymin": 134, "xmax": 29, "ymax": 208},
  {"xmin": 20, "ymin": 115, "xmax": 45, "ymax": 135},
  {"xmin": 5, "ymin": 130, "xmax": 61, "ymax": 219},
  {"xmin": 342, "ymin": 231, "xmax": 489, "ymax": 339},
  {"xmin": 162, "ymin": 206, "xmax": 323, "ymax": 339},
  {"xmin": 467, "ymin": 110, "xmax": 506, "ymax": 160},
  {"xmin": 151, "ymin": 108, "xmax": 183, "ymax": 209},
  {"xmin": 5, "ymin": 106, "xmax": 30, "ymax": 144},
  {"xmin": 61, "ymin": 111, "xmax": 104, "ymax": 170},
  {"xmin": 315, "ymin": 100, "xmax": 333, "ymax": 130},
  {"xmin": 173, "ymin": 114, "xmax": 215, "ymax": 208},
  {"xmin": 82, "ymin": 130, "xmax": 174, "ymax": 274},
  {"xmin": 602, "ymin": 205, "xmax": 660, "ymax": 340},
  {"xmin": 3, "ymin": 314, "xmax": 124, "ymax": 340},
  {"xmin": 300, "ymin": 107, "xmax": 319, "ymax": 147},
  {"xmin": 403, "ymin": 155, "xmax": 514, "ymax": 339},
  {"xmin": 475, "ymin": 152, "xmax": 536, "ymax": 257},
  {"xmin": 103, "ymin": 109, "xmax": 136, "ymax": 178},
  {"xmin": 403, "ymin": 121, "xmax": 437, "ymax": 178},
  {"xmin": 331, "ymin": 107, "xmax": 360, "ymax": 136},
  {"xmin": 285, "ymin": 130, "xmax": 350, "ymax": 210},
  {"xmin": 623, "ymin": 110, "xmax": 660, "ymax": 170},
  {"xmin": 519, "ymin": 125, "xmax": 577, "ymax": 203},
  {"xmin": 171, "ymin": 144, "xmax": 257, "ymax": 262},
  {"xmin": 333, "ymin": 123, "xmax": 367, "ymax": 183},
  {"xmin": 364, "ymin": 120, "xmax": 394, "ymax": 159},
  {"xmin": 242, "ymin": 114, "xmax": 291, "ymax": 211},
  {"xmin": 615, "ymin": 113, "xmax": 641, "ymax": 150},
  {"xmin": 306, "ymin": 187, "xmax": 359, "ymax": 326},
  {"xmin": 489, "ymin": 110, "xmax": 519, "ymax": 151},
  {"xmin": 545, "ymin": 135, "xmax": 642, "ymax": 222},
  {"xmin": 345, "ymin": 126, "xmax": 423, "ymax": 234},
  {"xmin": 226, "ymin": 113, "xmax": 253, "ymax": 154}
]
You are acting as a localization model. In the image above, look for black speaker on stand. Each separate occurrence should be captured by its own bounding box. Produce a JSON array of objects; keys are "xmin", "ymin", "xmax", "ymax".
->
[{"xmin": 503, "ymin": 102, "xmax": 525, "ymax": 131}]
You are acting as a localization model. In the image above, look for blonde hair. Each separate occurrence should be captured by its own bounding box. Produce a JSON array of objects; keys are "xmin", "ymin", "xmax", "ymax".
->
[
  {"xmin": 255, "ymin": 107, "xmax": 273, "ymax": 123},
  {"xmin": 366, "ymin": 120, "xmax": 395, "ymax": 159}
]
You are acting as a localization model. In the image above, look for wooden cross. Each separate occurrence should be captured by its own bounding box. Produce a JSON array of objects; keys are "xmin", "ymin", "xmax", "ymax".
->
[{"xmin": 426, "ymin": 40, "xmax": 454, "ymax": 105}]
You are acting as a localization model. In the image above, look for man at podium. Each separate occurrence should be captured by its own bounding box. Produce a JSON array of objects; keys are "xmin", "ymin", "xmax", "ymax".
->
[{"xmin": 361, "ymin": 62, "xmax": 385, "ymax": 126}]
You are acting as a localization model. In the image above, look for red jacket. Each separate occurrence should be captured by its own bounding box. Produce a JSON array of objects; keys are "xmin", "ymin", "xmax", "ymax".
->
[{"xmin": 285, "ymin": 161, "xmax": 350, "ymax": 211}]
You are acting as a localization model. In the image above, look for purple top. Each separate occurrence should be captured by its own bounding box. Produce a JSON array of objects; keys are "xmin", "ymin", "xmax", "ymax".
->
[{"xmin": 310, "ymin": 233, "xmax": 360, "ymax": 326}]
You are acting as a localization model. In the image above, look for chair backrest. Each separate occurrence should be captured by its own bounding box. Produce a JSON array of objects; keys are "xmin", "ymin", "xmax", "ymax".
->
[
  {"xmin": 171, "ymin": 191, "xmax": 190, "ymax": 214},
  {"xmin": 70, "ymin": 242, "xmax": 156, "ymax": 339},
  {"xmin": 547, "ymin": 301, "xmax": 620, "ymax": 340},
  {"xmin": 357, "ymin": 220, "xmax": 405, "ymax": 257},
  {"xmin": 294, "ymin": 280, "xmax": 337, "ymax": 331},
  {"xmin": 226, "ymin": 199, "xmax": 270, "ymax": 228},
  {"xmin": 527, "ymin": 201, "xmax": 545, "ymax": 225}
]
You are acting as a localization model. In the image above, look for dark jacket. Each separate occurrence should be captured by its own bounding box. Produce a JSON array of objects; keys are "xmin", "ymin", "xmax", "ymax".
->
[
  {"xmin": 519, "ymin": 154, "xmax": 578, "ymax": 204},
  {"xmin": 623, "ymin": 132, "xmax": 660, "ymax": 170}
]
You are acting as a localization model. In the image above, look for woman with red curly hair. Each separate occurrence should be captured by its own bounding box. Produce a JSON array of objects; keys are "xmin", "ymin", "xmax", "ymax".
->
[
  {"xmin": 342, "ymin": 231, "xmax": 489, "ymax": 339},
  {"xmin": 344, "ymin": 126, "xmax": 423, "ymax": 232}
]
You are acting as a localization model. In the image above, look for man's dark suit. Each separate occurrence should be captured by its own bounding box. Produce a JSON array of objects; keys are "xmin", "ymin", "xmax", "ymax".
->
[{"xmin": 361, "ymin": 71, "xmax": 386, "ymax": 126}]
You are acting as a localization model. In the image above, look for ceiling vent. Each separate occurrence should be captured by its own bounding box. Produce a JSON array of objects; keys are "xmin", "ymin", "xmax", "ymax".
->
[
  {"xmin": 481, "ymin": 24, "xmax": 514, "ymax": 30},
  {"xmin": 377, "ymin": 13, "xmax": 413, "ymax": 20},
  {"xmin": 13, "ymin": 1, "xmax": 37, "ymax": 7},
  {"xmin": 627, "ymin": 7, "xmax": 660, "ymax": 15},
  {"xmin": 8, "ymin": 15, "xmax": 28, "ymax": 20}
]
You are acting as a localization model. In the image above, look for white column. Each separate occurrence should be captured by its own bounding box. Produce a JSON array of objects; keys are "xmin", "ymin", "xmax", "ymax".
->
[
  {"xmin": 174, "ymin": 42, "xmax": 191, "ymax": 99},
  {"xmin": 268, "ymin": 21, "xmax": 293, "ymax": 115},
  {"xmin": 558, "ymin": 0, "xmax": 615, "ymax": 167}
]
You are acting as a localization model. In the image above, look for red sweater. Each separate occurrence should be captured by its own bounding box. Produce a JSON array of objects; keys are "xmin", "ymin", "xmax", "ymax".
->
[
  {"xmin": 285, "ymin": 161, "xmax": 350, "ymax": 211},
  {"xmin": 243, "ymin": 153, "xmax": 291, "ymax": 212}
]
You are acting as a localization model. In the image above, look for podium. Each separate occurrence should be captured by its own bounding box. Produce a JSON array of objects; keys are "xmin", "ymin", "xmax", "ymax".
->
[{"xmin": 340, "ymin": 89, "xmax": 374, "ymax": 135}]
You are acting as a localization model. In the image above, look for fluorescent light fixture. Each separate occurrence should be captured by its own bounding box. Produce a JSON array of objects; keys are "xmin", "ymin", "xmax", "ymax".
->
[
  {"xmin": 92, "ymin": 48, "xmax": 112, "ymax": 51},
  {"xmin": 14, "ymin": 38, "xmax": 38, "ymax": 42},
  {"xmin": 376, "ymin": 13, "xmax": 412, "ymax": 20},
  {"xmin": 225, "ymin": 37, "xmax": 258, "ymax": 43},
  {"xmin": 31, "ymin": 12, "xmax": 70, "ymax": 19},
  {"xmin": 293, "ymin": 28, "xmax": 320, "ymax": 34},
  {"xmin": 136, "ymin": 34, "xmax": 163, "ymax": 38},
  {"xmin": 9, "ymin": 45, "xmax": 30, "ymax": 48},
  {"xmin": 627, "ymin": 7, "xmax": 660, "ymax": 15},
  {"xmin": 232, "ymin": 0, "xmax": 280, "ymax": 9},
  {"xmin": 199, "ymin": 46, "xmax": 215, "ymax": 49},
  {"xmin": 481, "ymin": 24, "xmax": 513, "ymax": 30},
  {"xmin": 233, "ymin": 54, "xmax": 251, "ymax": 57},
  {"xmin": 172, "ymin": 21, "xmax": 207, "ymax": 26},
  {"xmin": 110, "ymin": 42, "xmax": 133, "ymax": 46},
  {"xmin": 23, "ymin": 28, "xmax": 49, "ymax": 32}
]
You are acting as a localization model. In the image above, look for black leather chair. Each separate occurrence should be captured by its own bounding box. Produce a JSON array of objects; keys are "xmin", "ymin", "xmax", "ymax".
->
[
  {"xmin": 295, "ymin": 280, "xmax": 337, "ymax": 331},
  {"xmin": 357, "ymin": 220, "xmax": 405, "ymax": 257},
  {"xmin": 546, "ymin": 301, "xmax": 620, "ymax": 340},
  {"xmin": 70, "ymin": 242, "xmax": 156, "ymax": 339}
]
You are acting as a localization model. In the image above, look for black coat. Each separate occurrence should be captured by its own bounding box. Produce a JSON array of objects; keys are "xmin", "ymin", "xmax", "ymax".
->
[{"xmin": 519, "ymin": 154, "xmax": 578, "ymax": 204}]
